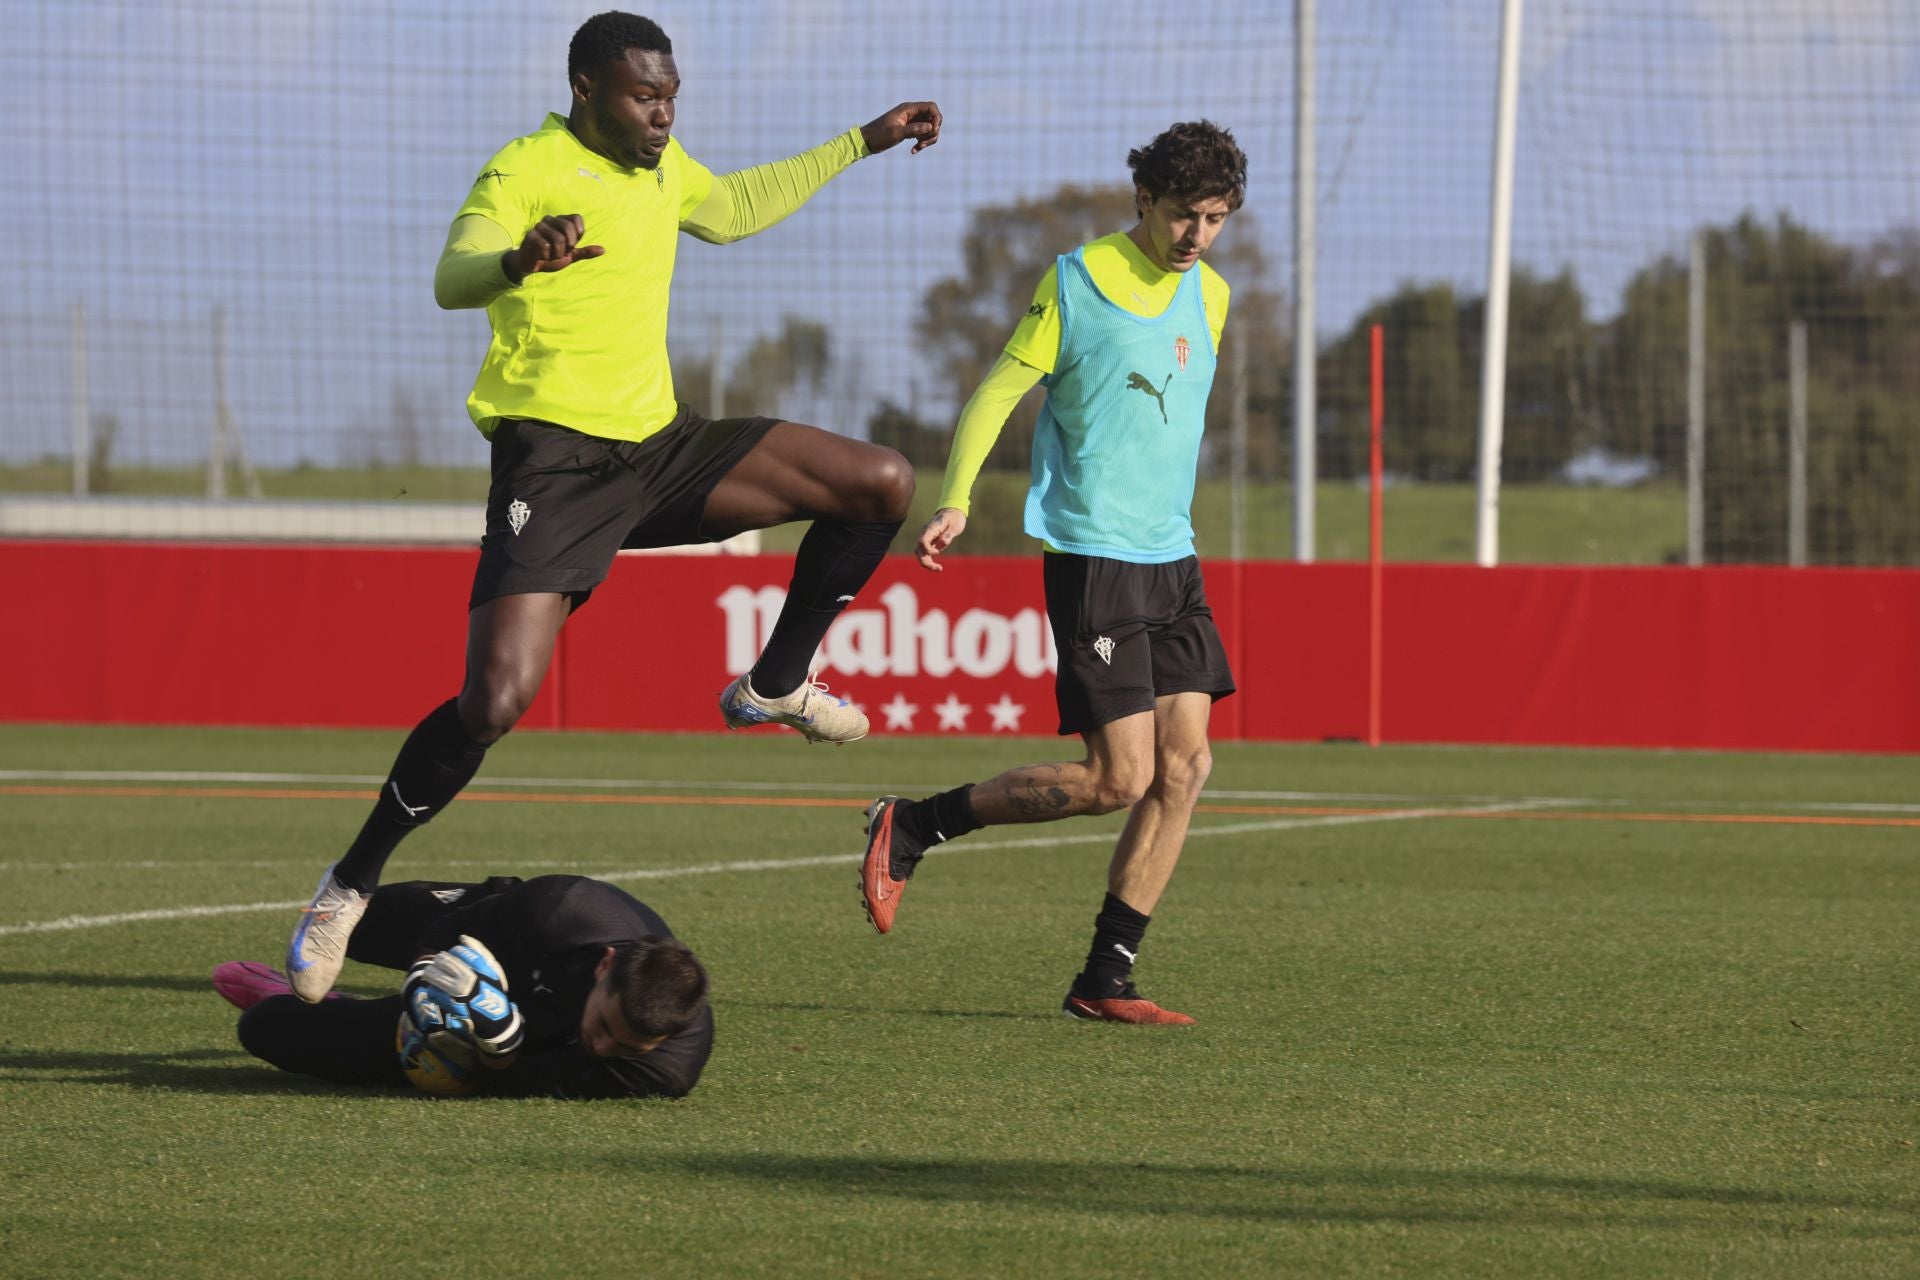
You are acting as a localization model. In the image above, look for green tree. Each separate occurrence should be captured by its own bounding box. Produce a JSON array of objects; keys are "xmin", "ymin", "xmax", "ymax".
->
[
  {"xmin": 1320, "ymin": 269, "xmax": 1590, "ymax": 484},
  {"xmin": 1468, "ymin": 268, "xmax": 1592, "ymax": 481},
  {"xmin": 865, "ymin": 396, "xmax": 947, "ymax": 469},
  {"xmin": 1600, "ymin": 213, "xmax": 1920, "ymax": 563},
  {"xmin": 675, "ymin": 315, "xmax": 832, "ymax": 422}
]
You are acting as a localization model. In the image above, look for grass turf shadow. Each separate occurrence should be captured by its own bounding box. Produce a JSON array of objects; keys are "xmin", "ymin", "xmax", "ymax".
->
[
  {"xmin": 0, "ymin": 971, "xmax": 245, "ymax": 995},
  {"xmin": 728, "ymin": 998, "xmax": 1059, "ymax": 1022},
  {"xmin": 634, "ymin": 1152, "xmax": 1920, "ymax": 1237},
  {"xmin": 0, "ymin": 969, "xmax": 394, "ymax": 1000},
  {"xmin": 0, "ymin": 1046, "xmax": 372, "ymax": 1096}
]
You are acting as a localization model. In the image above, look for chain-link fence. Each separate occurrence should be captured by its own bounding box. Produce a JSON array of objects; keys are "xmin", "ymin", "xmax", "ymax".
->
[{"xmin": 4, "ymin": 2, "xmax": 1915, "ymax": 563}]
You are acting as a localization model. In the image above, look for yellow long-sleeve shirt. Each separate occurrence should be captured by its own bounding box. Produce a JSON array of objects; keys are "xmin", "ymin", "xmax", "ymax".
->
[{"xmin": 437, "ymin": 115, "xmax": 869, "ymax": 442}]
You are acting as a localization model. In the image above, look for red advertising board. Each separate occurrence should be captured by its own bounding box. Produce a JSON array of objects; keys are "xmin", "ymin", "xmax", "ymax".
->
[{"xmin": 6, "ymin": 540, "xmax": 1917, "ymax": 753}]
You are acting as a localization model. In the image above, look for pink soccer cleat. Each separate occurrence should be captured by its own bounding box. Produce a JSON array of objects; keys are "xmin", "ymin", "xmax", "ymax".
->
[{"xmin": 213, "ymin": 960, "xmax": 344, "ymax": 1012}]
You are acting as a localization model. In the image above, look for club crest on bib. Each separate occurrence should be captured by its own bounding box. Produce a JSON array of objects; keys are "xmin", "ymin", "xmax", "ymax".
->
[
  {"xmin": 1174, "ymin": 335, "xmax": 1190, "ymax": 372},
  {"xmin": 508, "ymin": 499, "xmax": 531, "ymax": 536}
]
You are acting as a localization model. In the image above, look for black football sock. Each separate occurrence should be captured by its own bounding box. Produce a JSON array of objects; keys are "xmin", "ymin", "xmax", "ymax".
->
[
  {"xmin": 750, "ymin": 519, "xmax": 898, "ymax": 698},
  {"xmin": 894, "ymin": 785, "xmax": 981, "ymax": 856},
  {"xmin": 1074, "ymin": 893, "xmax": 1152, "ymax": 997},
  {"xmin": 332, "ymin": 699, "xmax": 489, "ymax": 892}
]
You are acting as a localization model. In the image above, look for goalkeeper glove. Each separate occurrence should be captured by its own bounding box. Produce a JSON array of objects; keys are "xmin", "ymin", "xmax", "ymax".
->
[{"xmin": 405, "ymin": 933, "xmax": 525, "ymax": 1058}]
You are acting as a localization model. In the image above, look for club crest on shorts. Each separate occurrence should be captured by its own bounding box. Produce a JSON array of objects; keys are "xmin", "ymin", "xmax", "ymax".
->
[
  {"xmin": 507, "ymin": 499, "xmax": 531, "ymax": 536},
  {"xmin": 1174, "ymin": 335, "xmax": 1190, "ymax": 372},
  {"xmin": 1093, "ymin": 635, "xmax": 1115, "ymax": 666}
]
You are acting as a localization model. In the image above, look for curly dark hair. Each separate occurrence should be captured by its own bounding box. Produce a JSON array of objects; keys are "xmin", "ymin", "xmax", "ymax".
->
[
  {"xmin": 568, "ymin": 11, "xmax": 672, "ymax": 81},
  {"xmin": 607, "ymin": 935, "xmax": 708, "ymax": 1040},
  {"xmin": 1127, "ymin": 120, "xmax": 1248, "ymax": 211}
]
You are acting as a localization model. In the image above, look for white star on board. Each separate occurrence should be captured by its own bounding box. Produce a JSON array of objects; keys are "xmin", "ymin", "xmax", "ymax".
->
[
  {"xmin": 986, "ymin": 694, "xmax": 1025, "ymax": 732},
  {"xmin": 933, "ymin": 693, "xmax": 972, "ymax": 732},
  {"xmin": 880, "ymin": 693, "xmax": 918, "ymax": 731}
]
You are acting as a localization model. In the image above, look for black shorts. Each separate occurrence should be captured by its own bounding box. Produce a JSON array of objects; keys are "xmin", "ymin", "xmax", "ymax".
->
[
  {"xmin": 468, "ymin": 407, "xmax": 778, "ymax": 609},
  {"xmin": 1043, "ymin": 553, "xmax": 1235, "ymax": 735}
]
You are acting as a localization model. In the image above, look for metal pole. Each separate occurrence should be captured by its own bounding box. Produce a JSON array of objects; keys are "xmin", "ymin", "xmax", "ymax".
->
[
  {"xmin": 71, "ymin": 301, "xmax": 90, "ymax": 496},
  {"xmin": 207, "ymin": 307, "xmax": 228, "ymax": 500},
  {"xmin": 1291, "ymin": 0, "xmax": 1317, "ymax": 562},
  {"xmin": 1229, "ymin": 333, "xmax": 1249, "ymax": 560},
  {"xmin": 209, "ymin": 305, "xmax": 262, "ymax": 499},
  {"xmin": 1474, "ymin": 0, "xmax": 1525, "ymax": 568},
  {"xmin": 1368, "ymin": 325, "xmax": 1384, "ymax": 748},
  {"xmin": 709, "ymin": 313, "xmax": 726, "ymax": 421},
  {"xmin": 1687, "ymin": 232, "xmax": 1706, "ymax": 567},
  {"xmin": 1788, "ymin": 318, "xmax": 1807, "ymax": 567}
]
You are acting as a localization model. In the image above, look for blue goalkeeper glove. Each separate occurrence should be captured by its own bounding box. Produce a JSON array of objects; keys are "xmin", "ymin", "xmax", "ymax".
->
[{"xmin": 404, "ymin": 934, "xmax": 525, "ymax": 1058}]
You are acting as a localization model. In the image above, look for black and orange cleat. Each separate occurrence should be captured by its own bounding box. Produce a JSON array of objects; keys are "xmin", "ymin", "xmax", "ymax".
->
[
  {"xmin": 859, "ymin": 795, "xmax": 925, "ymax": 934},
  {"xmin": 1062, "ymin": 981, "xmax": 1195, "ymax": 1025}
]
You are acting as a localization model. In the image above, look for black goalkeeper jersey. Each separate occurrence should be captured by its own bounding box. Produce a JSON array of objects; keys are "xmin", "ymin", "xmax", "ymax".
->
[{"xmin": 356, "ymin": 875, "xmax": 713, "ymax": 1101}]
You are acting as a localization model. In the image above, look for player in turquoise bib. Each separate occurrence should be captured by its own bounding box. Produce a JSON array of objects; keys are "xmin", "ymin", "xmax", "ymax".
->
[
  {"xmin": 859, "ymin": 122, "xmax": 1249, "ymax": 1026},
  {"xmin": 1026, "ymin": 240, "xmax": 1217, "ymax": 560}
]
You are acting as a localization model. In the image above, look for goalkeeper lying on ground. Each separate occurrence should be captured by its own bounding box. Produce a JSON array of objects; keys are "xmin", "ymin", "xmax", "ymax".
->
[{"xmin": 214, "ymin": 875, "xmax": 710, "ymax": 1100}]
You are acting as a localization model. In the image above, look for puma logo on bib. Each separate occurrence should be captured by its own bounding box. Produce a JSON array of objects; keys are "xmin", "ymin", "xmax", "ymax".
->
[{"xmin": 1125, "ymin": 371, "xmax": 1174, "ymax": 424}]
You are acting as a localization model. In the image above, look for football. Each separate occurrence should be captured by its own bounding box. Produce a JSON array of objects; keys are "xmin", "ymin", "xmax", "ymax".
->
[{"xmin": 395, "ymin": 1007, "xmax": 483, "ymax": 1097}]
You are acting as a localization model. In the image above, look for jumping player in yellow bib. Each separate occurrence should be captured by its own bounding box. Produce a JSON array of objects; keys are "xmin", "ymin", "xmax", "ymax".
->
[
  {"xmin": 859, "ymin": 122, "xmax": 1247, "ymax": 1025},
  {"xmin": 286, "ymin": 12, "xmax": 940, "ymax": 1003}
]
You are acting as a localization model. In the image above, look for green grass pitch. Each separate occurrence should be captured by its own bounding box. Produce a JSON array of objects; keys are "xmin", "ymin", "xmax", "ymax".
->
[{"xmin": 1, "ymin": 724, "xmax": 1914, "ymax": 1277}]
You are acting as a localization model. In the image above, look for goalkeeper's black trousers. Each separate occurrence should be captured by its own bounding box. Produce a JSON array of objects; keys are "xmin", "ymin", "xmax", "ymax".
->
[{"xmin": 237, "ymin": 992, "xmax": 408, "ymax": 1087}]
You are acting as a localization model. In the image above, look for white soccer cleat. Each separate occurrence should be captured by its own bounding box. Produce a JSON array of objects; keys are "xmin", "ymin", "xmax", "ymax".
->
[
  {"xmin": 285, "ymin": 864, "xmax": 372, "ymax": 1003},
  {"xmin": 718, "ymin": 673, "xmax": 869, "ymax": 744}
]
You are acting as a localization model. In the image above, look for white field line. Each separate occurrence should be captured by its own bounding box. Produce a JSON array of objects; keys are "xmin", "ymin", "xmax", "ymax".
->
[
  {"xmin": 1799, "ymin": 801, "xmax": 1920, "ymax": 814},
  {"xmin": 0, "ymin": 769, "xmax": 884, "ymax": 794},
  {"xmin": 0, "ymin": 900, "xmax": 314, "ymax": 936},
  {"xmin": 6, "ymin": 768, "xmax": 1912, "ymax": 813},
  {"xmin": 0, "ymin": 857, "xmax": 612, "ymax": 873},
  {"xmin": 0, "ymin": 799, "xmax": 1560, "ymax": 938},
  {"xmin": 0, "ymin": 768, "xmax": 1561, "ymax": 803},
  {"xmin": 1, "ymin": 859, "xmax": 307, "ymax": 872}
]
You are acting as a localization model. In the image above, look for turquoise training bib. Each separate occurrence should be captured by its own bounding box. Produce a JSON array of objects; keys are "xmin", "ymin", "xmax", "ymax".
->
[{"xmin": 1024, "ymin": 246, "xmax": 1218, "ymax": 562}]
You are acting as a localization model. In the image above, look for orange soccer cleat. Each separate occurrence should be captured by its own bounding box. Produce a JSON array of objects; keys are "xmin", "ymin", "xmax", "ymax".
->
[
  {"xmin": 1062, "ymin": 981, "xmax": 1196, "ymax": 1026},
  {"xmin": 859, "ymin": 795, "xmax": 923, "ymax": 934}
]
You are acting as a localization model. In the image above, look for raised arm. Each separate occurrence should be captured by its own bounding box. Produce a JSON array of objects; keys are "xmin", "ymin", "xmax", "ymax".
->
[
  {"xmin": 434, "ymin": 215, "xmax": 518, "ymax": 309},
  {"xmin": 434, "ymin": 213, "xmax": 605, "ymax": 309},
  {"xmin": 917, "ymin": 259, "xmax": 1058, "ymax": 570},
  {"xmin": 916, "ymin": 353, "xmax": 1045, "ymax": 570},
  {"xmin": 680, "ymin": 101, "xmax": 941, "ymax": 245}
]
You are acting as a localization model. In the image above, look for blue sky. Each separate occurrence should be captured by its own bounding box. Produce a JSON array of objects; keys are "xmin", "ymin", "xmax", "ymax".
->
[{"xmin": 4, "ymin": 0, "xmax": 1916, "ymax": 469}]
